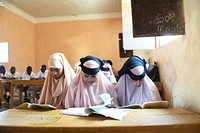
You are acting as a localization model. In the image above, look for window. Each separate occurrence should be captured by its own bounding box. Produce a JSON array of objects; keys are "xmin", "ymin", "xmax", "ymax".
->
[{"xmin": 0, "ymin": 42, "xmax": 9, "ymax": 63}]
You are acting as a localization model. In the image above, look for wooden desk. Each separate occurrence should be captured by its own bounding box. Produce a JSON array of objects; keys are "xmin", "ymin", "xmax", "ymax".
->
[
  {"xmin": 0, "ymin": 79, "xmax": 11, "ymax": 104},
  {"xmin": 0, "ymin": 80, "xmax": 4, "ymax": 105},
  {"xmin": 10, "ymin": 80, "xmax": 44, "ymax": 108},
  {"xmin": 0, "ymin": 108, "xmax": 200, "ymax": 133},
  {"xmin": 0, "ymin": 80, "xmax": 4, "ymax": 103}
]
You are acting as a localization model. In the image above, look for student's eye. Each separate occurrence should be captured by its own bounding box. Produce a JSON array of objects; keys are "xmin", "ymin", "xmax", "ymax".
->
[{"xmin": 84, "ymin": 75, "xmax": 89, "ymax": 78}]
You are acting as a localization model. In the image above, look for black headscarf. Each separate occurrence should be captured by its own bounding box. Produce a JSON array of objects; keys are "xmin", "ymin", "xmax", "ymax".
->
[
  {"xmin": 80, "ymin": 55, "xmax": 104, "ymax": 75},
  {"xmin": 117, "ymin": 56, "xmax": 147, "ymax": 81}
]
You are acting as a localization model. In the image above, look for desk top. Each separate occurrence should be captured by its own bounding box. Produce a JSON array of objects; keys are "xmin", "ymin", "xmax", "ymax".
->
[
  {"xmin": 1, "ymin": 79, "xmax": 44, "ymax": 85},
  {"xmin": 10, "ymin": 79, "xmax": 44, "ymax": 85},
  {"xmin": 0, "ymin": 108, "xmax": 200, "ymax": 133}
]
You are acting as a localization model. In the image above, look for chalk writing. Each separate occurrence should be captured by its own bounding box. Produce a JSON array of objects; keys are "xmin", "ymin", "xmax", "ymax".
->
[
  {"xmin": 131, "ymin": 0, "xmax": 185, "ymax": 37},
  {"xmin": 157, "ymin": 24, "xmax": 184, "ymax": 33},
  {"xmin": 155, "ymin": 12, "xmax": 175, "ymax": 24}
]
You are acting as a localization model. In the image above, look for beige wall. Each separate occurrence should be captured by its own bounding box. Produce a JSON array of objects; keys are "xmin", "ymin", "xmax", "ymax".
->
[
  {"xmin": 0, "ymin": 7, "xmax": 128, "ymax": 73},
  {"xmin": 150, "ymin": 0, "xmax": 200, "ymax": 113},
  {"xmin": 35, "ymin": 18, "xmax": 127, "ymax": 72},
  {"xmin": 0, "ymin": 7, "xmax": 35, "ymax": 73}
]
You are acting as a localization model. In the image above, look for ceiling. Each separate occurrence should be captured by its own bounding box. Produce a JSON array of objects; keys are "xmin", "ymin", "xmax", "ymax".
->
[{"xmin": 2, "ymin": 0, "xmax": 122, "ymax": 23}]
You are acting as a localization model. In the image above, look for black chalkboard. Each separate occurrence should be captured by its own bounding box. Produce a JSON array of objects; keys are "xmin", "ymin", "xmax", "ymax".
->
[{"xmin": 131, "ymin": 0, "xmax": 185, "ymax": 37}]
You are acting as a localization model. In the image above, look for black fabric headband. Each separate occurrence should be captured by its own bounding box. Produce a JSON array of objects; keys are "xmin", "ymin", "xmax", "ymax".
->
[
  {"xmin": 80, "ymin": 55, "xmax": 104, "ymax": 75},
  {"xmin": 117, "ymin": 56, "xmax": 146, "ymax": 80}
]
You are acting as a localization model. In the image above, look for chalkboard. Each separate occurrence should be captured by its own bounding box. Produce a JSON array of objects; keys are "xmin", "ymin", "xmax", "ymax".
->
[{"xmin": 131, "ymin": 0, "xmax": 185, "ymax": 37}]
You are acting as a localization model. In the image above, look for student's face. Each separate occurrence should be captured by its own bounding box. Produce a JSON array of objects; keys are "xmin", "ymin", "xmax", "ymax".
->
[
  {"xmin": 27, "ymin": 68, "xmax": 32, "ymax": 75},
  {"xmin": 10, "ymin": 67, "xmax": 16, "ymax": 74},
  {"xmin": 41, "ymin": 66, "xmax": 46, "ymax": 73},
  {"xmin": 50, "ymin": 67, "xmax": 63, "ymax": 79},
  {"xmin": 131, "ymin": 79, "xmax": 143, "ymax": 87},
  {"xmin": 82, "ymin": 72, "xmax": 98, "ymax": 86}
]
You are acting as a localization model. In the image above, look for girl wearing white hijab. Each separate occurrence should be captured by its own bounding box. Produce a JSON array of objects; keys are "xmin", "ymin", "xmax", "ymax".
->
[
  {"xmin": 101, "ymin": 60, "xmax": 117, "ymax": 83},
  {"xmin": 116, "ymin": 56, "xmax": 161, "ymax": 106},
  {"xmin": 38, "ymin": 53, "xmax": 76, "ymax": 109},
  {"xmin": 65, "ymin": 56, "xmax": 118, "ymax": 108}
]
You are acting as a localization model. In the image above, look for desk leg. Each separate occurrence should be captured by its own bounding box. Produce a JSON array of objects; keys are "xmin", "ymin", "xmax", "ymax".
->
[
  {"xmin": 10, "ymin": 84, "xmax": 14, "ymax": 108},
  {"xmin": 19, "ymin": 86, "xmax": 23, "ymax": 102},
  {"xmin": 0, "ymin": 84, "xmax": 5, "ymax": 104}
]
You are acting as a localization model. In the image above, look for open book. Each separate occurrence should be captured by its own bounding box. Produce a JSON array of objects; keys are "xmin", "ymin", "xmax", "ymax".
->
[
  {"xmin": 61, "ymin": 93, "xmax": 131, "ymax": 120},
  {"xmin": 121, "ymin": 101, "xmax": 169, "ymax": 109},
  {"xmin": 15, "ymin": 102, "xmax": 57, "ymax": 110}
]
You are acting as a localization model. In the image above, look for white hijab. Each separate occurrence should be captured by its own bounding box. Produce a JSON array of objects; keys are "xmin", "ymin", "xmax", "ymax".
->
[
  {"xmin": 116, "ymin": 57, "xmax": 161, "ymax": 106},
  {"xmin": 38, "ymin": 53, "xmax": 76, "ymax": 109},
  {"xmin": 116, "ymin": 73, "xmax": 161, "ymax": 106},
  {"xmin": 65, "ymin": 58, "xmax": 118, "ymax": 108}
]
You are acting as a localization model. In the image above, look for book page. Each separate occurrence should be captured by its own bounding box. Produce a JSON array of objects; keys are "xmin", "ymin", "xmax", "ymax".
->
[
  {"xmin": 15, "ymin": 102, "xmax": 30, "ymax": 109},
  {"xmin": 121, "ymin": 104, "xmax": 142, "ymax": 109},
  {"xmin": 121, "ymin": 101, "xmax": 169, "ymax": 109},
  {"xmin": 61, "ymin": 107, "xmax": 93, "ymax": 116},
  {"xmin": 99, "ymin": 93, "xmax": 112, "ymax": 106},
  {"xmin": 61, "ymin": 93, "xmax": 131, "ymax": 120},
  {"xmin": 91, "ymin": 107, "xmax": 131, "ymax": 120},
  {"xmin": 142, "ymin": 101, "xmax": 169, "ymax": 109},
  {"xmin": 30, "ymin": 103, "xmax": 57, "ymax": 110},
  {"xmin": 15, "ymin": 102, "xmax": 57, "ymax": 110}
]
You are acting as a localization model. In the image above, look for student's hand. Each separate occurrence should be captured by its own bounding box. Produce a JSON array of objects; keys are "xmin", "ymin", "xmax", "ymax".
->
[{"xmin": 105, "ymin": 99, "xmax": 119, "ymax": 108}]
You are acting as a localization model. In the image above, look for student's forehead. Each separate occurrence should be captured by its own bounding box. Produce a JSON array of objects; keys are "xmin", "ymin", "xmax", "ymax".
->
[
  {"xmin": 50, "ymin": 67, "xmax": 62, "ymax": 70},
  {"xmin": 83, "ymin": 73, "xmax": 98, "ymax": 76}
]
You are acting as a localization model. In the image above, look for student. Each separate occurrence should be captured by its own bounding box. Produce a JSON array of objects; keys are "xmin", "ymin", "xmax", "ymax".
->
[
  {"xmin": 0, "ymin": 65, "xmax": 9, "ymax": 79},
  {"xmin": 21, "ymin": 66, "xmax": 37, "ymax": 102},
  {"xmin": 7, "ymin": 66, "xmax": 21, "ymax": 79},
  {"xmin": 21, "ymin": 66, "xmax": 37, "ymax": 80},
  {"xmin": 38, "ymin": 53, "xmax": 76, "ymax": 109},
  {"xmin": 115, "ymin": 56, "xmax": 161, "ymax": 106},
  {"xmin": 73, "ymin": 61, "xmax": 81, "ymax": 74},
  {"xmin": 7, "ymin": 66, "xmax": 21, "ymax": 102},
  {"xmin": 0, "ymin": 65, "xmax": 10, "ymax": 102},
  {"xmin": 106, "ymin": 60, "xmax": 118, "ymax": 78},
  {"xmin": 36, "ymin": 64, "xmax": 48, "ymax": 80},
  {"xmin": 65, "ymin": 55, "xmax": 118, "ymax": 108},
  {"xmin": 101, "ymin": 60, "xmax": 117, "ymax": 83}
]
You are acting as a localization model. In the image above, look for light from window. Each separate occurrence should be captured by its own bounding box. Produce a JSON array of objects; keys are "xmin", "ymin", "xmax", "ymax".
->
[{"xmin": 0, "ymin": 42, "xmax": 9, "ymax": 63}]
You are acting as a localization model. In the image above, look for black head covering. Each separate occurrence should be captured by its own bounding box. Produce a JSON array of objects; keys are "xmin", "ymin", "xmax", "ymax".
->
[
  {"xmin": 101, "ymin": 60, "xmax": 110, "ymax": 72},
  {"xmin": 117, "ymin": 56, "xmax": 147, "ymax": 81},
  {"xmin": 0, "ymin": 65, "xmax": 6, "ymax": 74},
  {"xmin": 80, "ymin": 56, "xmax": 104, "ymax": 75}
]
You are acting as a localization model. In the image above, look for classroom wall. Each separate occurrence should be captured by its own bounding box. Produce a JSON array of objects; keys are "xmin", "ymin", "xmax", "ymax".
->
[
  {"xmin": 0, "ymin": 7, "xmax": 35, "ymax": 73},
  {"xmin": 35, "ymin": 18, "xmax": 128, "ymax": 72},
  {"xmin": 0, "ymin": 6, "xmax": 129, "ymax": 73},
  {"xmin": 149, "ymin": 0, "xmax": 200, "ymax": 113}
]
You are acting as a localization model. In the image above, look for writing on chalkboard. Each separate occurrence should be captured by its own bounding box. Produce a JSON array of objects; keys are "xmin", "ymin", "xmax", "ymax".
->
[{"xmin": 131, "ymin": 0, "xmax": 185, "ymax": 37}]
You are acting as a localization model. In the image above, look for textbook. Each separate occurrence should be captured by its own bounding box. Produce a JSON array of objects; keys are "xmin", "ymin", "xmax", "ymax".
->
[
  {"xmin": 61, "ymin": 93, "xmax": 131, "ymax": 120},
  {"xmin": 15, "ymin": 102, "xmax": 57, "ymax": 110},
  {"xmin": 121, "ymin": 101, "xmax": 169, "ymax": 109}
]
